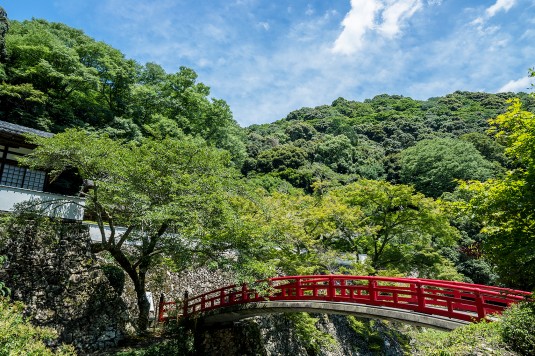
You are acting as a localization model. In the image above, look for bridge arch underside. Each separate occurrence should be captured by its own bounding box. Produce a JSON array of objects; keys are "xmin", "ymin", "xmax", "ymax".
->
[{"xmin": 198, "ymin": 301, "xmax": 471, "ymax": 330}]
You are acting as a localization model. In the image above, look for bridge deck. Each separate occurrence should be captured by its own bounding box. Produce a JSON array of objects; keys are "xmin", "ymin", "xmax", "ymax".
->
[{"xmin": 200, "ymin": 300, "xmax": 471, "ymax": 330}]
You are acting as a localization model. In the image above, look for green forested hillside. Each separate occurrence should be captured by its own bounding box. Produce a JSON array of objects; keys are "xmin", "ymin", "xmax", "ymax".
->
[
  {"xmin": 243, "ymin": 92, "xmax": 535, "ymax": 193},
  {"xmin": 1, "ymin": 18, "xmax": 534, "ymax": 353},
  {"xmin": 0, "ymin": 19, "xmax": 246, "ymax": 165}
]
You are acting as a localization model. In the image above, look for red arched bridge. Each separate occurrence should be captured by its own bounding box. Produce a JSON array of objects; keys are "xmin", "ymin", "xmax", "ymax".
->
[{"xmin": 157, "ymin": 275, "xmax": 531, "ymax": 330}]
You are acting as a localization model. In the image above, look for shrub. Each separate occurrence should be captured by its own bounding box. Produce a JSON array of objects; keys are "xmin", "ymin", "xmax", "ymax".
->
[
  {"xmin": 501, "ymin": 302, "xmax": 535, "ymax": 355},
  {"xmin": 0, "ymin": 256, "xmax": 9, "ymax": 297},
  {"xmin": 101, "ymin": 264, "xmax": 126, "ymax": 295},
  {"xmin": 0, "ymin": 298, "xmax": 76, "ymax": 355},
  {"xmin": 286, "ymin": 313, "xmax": 336, "ymax": 354},
  {"xmin": 346, "ymin": 317, "xmax": 385, "ymax": 353},
  {"xmin": 114, "ymin": 339, "xmax": 194, "ymax": 356},
  {"xmin": 409, "ymin": 320, "xmax": 507, "ymax": 355}
]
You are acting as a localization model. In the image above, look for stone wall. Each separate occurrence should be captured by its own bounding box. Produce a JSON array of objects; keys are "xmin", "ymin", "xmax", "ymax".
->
[{"xmin": 1, "ymin": 220, "xmax": 127, "ymax": 352}]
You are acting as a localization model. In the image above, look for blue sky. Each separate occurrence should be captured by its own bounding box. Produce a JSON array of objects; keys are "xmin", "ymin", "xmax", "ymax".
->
[{"xmin": 3, "ymin": 0, "xmax": 534, "ymax": 126}]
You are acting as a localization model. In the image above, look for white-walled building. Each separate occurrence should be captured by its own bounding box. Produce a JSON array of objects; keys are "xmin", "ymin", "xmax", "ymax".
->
[{"xmin": 0, "ymin": 120, "xmax": 85, "ymax": 221}]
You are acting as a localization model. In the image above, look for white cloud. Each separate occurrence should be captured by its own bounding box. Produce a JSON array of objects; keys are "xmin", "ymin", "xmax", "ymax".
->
[
  {"xmin": 204, "ymin": 24, "xmax": 228, "ymax": 41},
  {"xmin": 498, "ymin": 76, "xmax": 532, "ymax": 92},
  {"xmin": 521, "ymin": 29, "xmax": 535, "ymax": 40},
  {"xmin": 472, "ymin": 0, "xmax": 517, "ymax": 29},
  {"xmin": 332, "ymin": 0, "xmax": 423, "ymax": 55},
  {"xmin": 332, "ymin": 0, "xmax": 383, "ymax": 55},
  {"xmin": 486, "ymin": 0, "xmax": 517, "ymax": 18},
  {"xmin": 257, "ymin": 22, "xmax": 270, "ymax": 31},
  {"xmin": 379, "ymin": 0, "xmax": 422, "ymax": 38}
]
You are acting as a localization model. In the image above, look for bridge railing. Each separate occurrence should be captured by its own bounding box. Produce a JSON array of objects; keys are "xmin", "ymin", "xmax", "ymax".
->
[{"xmin": 158, "ymin": 275, "xmax": 531, "ymax": 323}]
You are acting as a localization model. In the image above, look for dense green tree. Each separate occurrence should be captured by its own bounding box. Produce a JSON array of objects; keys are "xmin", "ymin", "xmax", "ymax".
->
[
  {"xmin": 440, "ymin": 189, "xmax": 499, "ymax": 285},
  {"xmin": 459, "ymin": 132, "xmax": 508, "ymax": 166},
  {"xmin": 234, "ymin": 190, "xmax": 366, "ymax": 277},
  {"xmin": 313, "ymin": 134, "xmax": 358, "ymax": 174},
  {"xmin": 0, "ymin": 5, "xmax": 8, "ymax": 67},
  {"xmin": 312, "ymin": 134, "xmax": 384, "ymax": 178},
  {"xmin": 77, "ymin": 40, "xmax": 138, "ymax": 117},
  {"xmin": 331, "ymin": 97, "xmax": 374, "ymax": 119},
  {"xmin": 20, "ymin": 129, "xmax": 242, "ymax": 331},
  {"xmin": 314, "ymin": 180, "xmax": 460, "ymax": 276},
  {"xmin": 461, "ymin": 97, "xmax": 535, "ymax": 289},
  {"xmin": 0, "ymin": 19, "xmax": 247, "ymax": 165},
  {"xmin": 285, "ymin": 121, "xmax": 317, "ymax": 141},
  {"xmin": 2, "ymin": 20, "xmax": 97, "ymax": 129},
  {"xmin": 0, "ymin": 19, "xmax": 142, "ymax": 130},
  {"xmin": 285, "ymin": 105, "xmax": 339, "ymax": 123},
  {"xmin": 254, "ymin": 192, "xmax": 332, "ymax": 275},
  {"xmin": 129, "ymin": 65, "xmax": 246, "ymax": 164},
  {"xmin": 245, "ymin": 132, "xmax": 279, "ymax": 158},
  {"xmin": 399, "ymin": 138, "xmax": 496, "ymax": 198},
  {"xmin": 255, "ymin": 144, "xmax": 308, "ymax": 173}
]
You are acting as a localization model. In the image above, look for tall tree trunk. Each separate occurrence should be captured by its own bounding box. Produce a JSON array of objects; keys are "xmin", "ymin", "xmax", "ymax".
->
[
  {"xmin": 134, "ymin": 271, "xmax": 150, "ymax": 332},
  {"xmin": 106, "ymin": 247, "xmax": 151, "ymax": 332}
]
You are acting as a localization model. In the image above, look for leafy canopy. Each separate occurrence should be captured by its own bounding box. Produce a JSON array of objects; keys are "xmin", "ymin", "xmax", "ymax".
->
[
  {"xmin": 1, "ymin": 19, "xmax": 246, "ymax": 165},
  {"xmin": 460, "ymin": 97, "xmax": 535, "ymax": 289},
  {"xmin": 19, "ymin": 129, "xmax": 245, "ymax": 331},
  {"xmin": 399, "ymin": 137, "xmax": 496, "ymax": 198},
  {"xmin": 316, "ymin": 180, "xmax": 460, "ymax": 277}
]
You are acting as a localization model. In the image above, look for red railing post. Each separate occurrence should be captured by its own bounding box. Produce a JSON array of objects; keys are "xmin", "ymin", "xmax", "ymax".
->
[
  {"xmin": 220, "ymin": 289, "xmax": 226, "ymax": 306},
  {"xmin": 410, "ymin": 283, "xmax": 417, "ymax": 304},
  {"xmin": 329, "ymin": 275, "xmax": 336, "ymax": 300},
  {"xmin": 475, "ymin": 290, "xmax": 485, "ymax": 319},
  {"xmin": 416, "ymin": 282, "xmax": 426, "ymax": 312},
  {"xmin": 158, "ymin": 293, "xmax": 165, "ymax": 322},
  {"xmin": 183, "ymin": 291, "xmax": 189, "ymax": 316},
  {"xmin": 453, "ymin": 289, "xmax": 461, "ymax": 311},
  {"xmin": 296, "ymin": 277, "xmax": 302, "ymax": 297},
  {"xmin": 369, "ymin": 279, "xmax": 377, "ymax": 303},
  {"xmin": 242, "ymin": 283, "xmax": 248, "ymax": 301},
  {"xmin": 230, "ymin": 291, "xmax": 236, "ymax": 303}
]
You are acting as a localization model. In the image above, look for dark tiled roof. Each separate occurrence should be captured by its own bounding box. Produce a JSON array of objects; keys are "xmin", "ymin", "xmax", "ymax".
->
[{"xmin": 0, "ymin": 120, "xmax": 54, "ymax": 138}]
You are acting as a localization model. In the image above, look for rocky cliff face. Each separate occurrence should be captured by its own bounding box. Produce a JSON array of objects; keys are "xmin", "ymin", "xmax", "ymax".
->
[
  {"xmin": 2, "ymin": 220, "xmax": 127, "ymax": 352},
  {"xmin": 195, "ymin": 313, "xmax": 411, "ymax": 355}
]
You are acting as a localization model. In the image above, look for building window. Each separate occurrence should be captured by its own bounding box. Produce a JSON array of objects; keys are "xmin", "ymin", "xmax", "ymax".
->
[
  {"xmin": 23, "ymin": 168, "xmax": 47, "ymax": 191},
  {"xmin": 1, "ymin": 164, "xmax": 24, "ymax": 187},
  {"xmin": 0, "ymin": 163, "xmax": 46, "ymax": 191}
]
